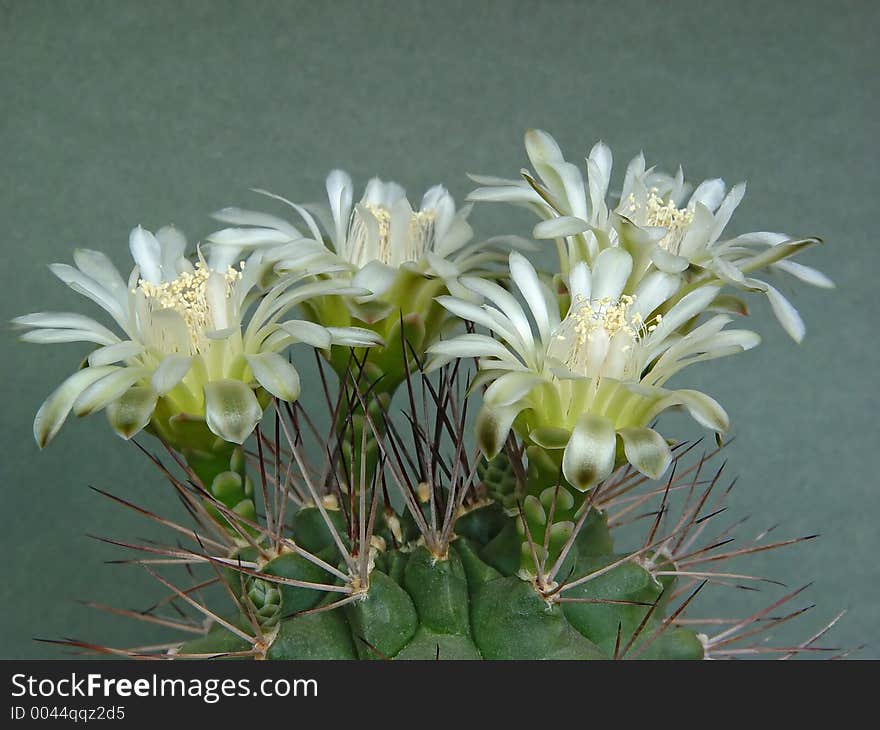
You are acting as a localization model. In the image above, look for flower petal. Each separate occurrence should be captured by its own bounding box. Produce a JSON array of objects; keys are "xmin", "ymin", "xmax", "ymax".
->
[
  {"xmin": 764, "ymin": 282, "xmax": 806, "ymax": 342},
  {"xmin": 773, "ymin": 260, "xmax": 834, "ymax": 289},
  {"xmin": 689, "ymin": 178, "xmax": 726, "ymax": 212},
  {"xmin": 509, "ymin": 251, "xmax": 554, "ymax": 344},
  {"xmin": 484, "ymin": 371, "xmax": 542, "ymax": 408},
  {"xmin": 326, "ymin": 169, "xmax": 354, "ymax": 248},
  {"xmin": 650, "ymin": 389, "xmax": 730, "ymax": 433},
  {"xmin": 33, "ymin": 366, "xmax": 120, "ymax": 447},
  {"xmin": 129, "ymin": 226, "xmax": 163, "ymax": 284},
  {"xmin": 327, "ymin": 327, "xmax": 385, "ymax": 347},
  {"xmin": 476, "ymin": 403, "xmax": 524, "ymax": 458},
  {"xmin": 618, "ymin": 427, "xmax": 672, "ymax": 479},
  {"xmin": 151, "ymin": 355, "xmax": 193, "ymax": 395},
  {"xmin": 245, "ymin": 353, "xmax": 302, "ymax": 403},
  {"xmin": 106, "ymin": 385, "xmax": 158, "ymax": 439},
  {"xmin": 204, "ymin": 379, "xmax": 263, "ymax": 444},
  {"xmin": 88, "ymin": 340, "xmax": 144, "ymax": 367},
  {"xmin": 73, "ymin": 367, "xmax": 148, "ymax": 416},
  {"xmin": 533, "ymin": 216, "xmax": 590, "ymax": 239},
  {"xmin": 562, "ymin": 414, "xmax": 616, "ymax": 491},
  {"xmin": 591, "ymin": 247, "xmax": 633, "ymax": 301},
  {"xmin": 277, "ymin": 320, "xmax": 332, "ymax": 349}
]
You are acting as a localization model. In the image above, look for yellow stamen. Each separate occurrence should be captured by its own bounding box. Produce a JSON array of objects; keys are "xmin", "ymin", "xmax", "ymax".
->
[
  {"xmin": 137, "ymin": 261, "xmax": 243, "ymax": 352},
  {"xmin": 628, "ymin": 189, "xmax": 695, "ymax": 254}
]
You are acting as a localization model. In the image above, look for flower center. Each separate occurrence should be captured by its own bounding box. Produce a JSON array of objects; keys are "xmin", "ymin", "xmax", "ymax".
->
[
  {"xmin": 547, "ymin": 295, "xmax": 660, "ymax": 379},
  {"xmin": 348, "ymin": 203, "xmax": 436, "ymax": 267},
  {"xmin": 627, "ymin": 189, "xmax": 695, "ymax": 254},
  {"xmin": 137, "ymin": 261, "xmax": 243, "ymax": 352}
]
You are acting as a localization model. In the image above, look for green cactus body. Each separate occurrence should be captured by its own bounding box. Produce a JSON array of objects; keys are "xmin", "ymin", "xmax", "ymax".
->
[{"xmin": 178, "ymin": 502, "xmax": 704, "ymax": 660}]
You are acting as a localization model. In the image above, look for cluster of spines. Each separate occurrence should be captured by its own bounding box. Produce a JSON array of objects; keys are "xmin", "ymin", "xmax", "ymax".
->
[{"xmin": 42, "ymin": 358, "xmax": 850, "ymax": 660}]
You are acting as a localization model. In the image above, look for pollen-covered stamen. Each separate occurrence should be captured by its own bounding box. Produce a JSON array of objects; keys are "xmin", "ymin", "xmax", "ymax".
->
[
  {"xmin": 547, "ymin": 294, "xmax": 661, "ymax": 379},
  {"xmin": 347, "ymin": 203, "xmax": 436, "ymax": 267},
  {"xmin": 628, "ymin": 188, "xmax": 695, "ymax": 254},
  {"xmin": 137, "ymin": 261, "xmax": 244, "ymax": 353}
]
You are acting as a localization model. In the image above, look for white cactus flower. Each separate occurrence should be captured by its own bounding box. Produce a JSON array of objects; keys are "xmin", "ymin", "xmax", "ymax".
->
[
  {"xmin": 468, "ymin": 129, "xmax": 832, "ymax": 342},
  {"xmin": 208, "ymin": 171, "xmax": 524, "ymax": 303},
  {"xmin": 428, "ymin": 251, "xmax": 760, "ymax": 490},
  {"xmin": 14, "ymin": 226, "xmax": 381, "ymax": 447}
]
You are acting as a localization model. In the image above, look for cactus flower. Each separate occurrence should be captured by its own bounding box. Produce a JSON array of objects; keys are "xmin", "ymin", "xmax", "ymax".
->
[
  {"xmin": 14, "ymin": 225, "xmax": 381, "ymax": 447},
  {"xmin": 468, "ymin": 129, "xmax": 832, "ymax": 341},
  {"xmin": 429, "ymin": 251, "xmax": 760, "ymax": 490}
]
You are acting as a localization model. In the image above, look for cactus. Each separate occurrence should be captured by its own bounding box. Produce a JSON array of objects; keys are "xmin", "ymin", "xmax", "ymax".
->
[
  {"xmin": 63, "ymin": 363, "xmax": 843, "ymax": 661},
  {"xmin": 17, "ymin": 131, "xmax": 845, "ymax": 660}
]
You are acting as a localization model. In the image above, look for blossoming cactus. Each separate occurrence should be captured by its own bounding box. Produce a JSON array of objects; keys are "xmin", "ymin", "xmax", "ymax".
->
[{"xmin": 17, "ymin": 131, "xmax": 845, "ymax": 660}]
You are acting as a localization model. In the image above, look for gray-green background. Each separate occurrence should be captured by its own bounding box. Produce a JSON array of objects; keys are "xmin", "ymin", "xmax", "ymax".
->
[{"xmin": 2, "ymin": 0, "xmax": 876, "ymax": 658}]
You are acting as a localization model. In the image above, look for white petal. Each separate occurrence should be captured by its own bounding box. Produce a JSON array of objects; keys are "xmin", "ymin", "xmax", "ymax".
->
[
  {"xmin": 204, "ymin": 379, "xmax": 263, "ymax": 444},
  {"xmin": 618, "ymin": 427, "xmax": 672, "ymax": 479},
  {"xmin": 73, "ymin": 367, "xmax": 148, "ymax": 416},
  {"xmin": 427, "ymin": 333, "xmax": 521, "ymax": 366},
  {"xmin": 32, "ymin": 366, "xmax": 120, "ymax": 447},
  {"xmin": 689, "ymin": 178, "xmax": 726, "ymax": 212},
  {"xmin": 155, "ymin": 225, "xmax": 188, "ymax": 279},
  {"xmin": 525, "ymin": 128, "xmax": 564, "ymax": 165},
  {"xmin": 205, "ymin": 272, "xmax": 231, "ymax": 331},
  {"xmin": 129, "ymin": 226, "xmax": 163, "ymax": 284},
  {"xmin": 476, "ymin": 403, "xmax": 523, "ymax": 458},
  {"xmin": 352, "ymin": 260, "xmax": 397, "ymax": 297},
  {"xmin": 151, "ymin": 355, "xmax": 193, "ymax": 395},
  {"xmin": 466, "ymin": 186, "xmax": 544, "ymax": 205},
  {"xmin": 88, "ymin": 340, "xmax": 144, "ymax": 366},
  {"xmin": 533, "ymin": 216, "xmax": 590, "ymax": 239},
  {"xmin": 568, "ymin": 261, "xmax": 591, "ymax": 301},
  {"xmin": 632, "ymin": 271, "xmax": 680, "ymax": 319},
  {"xmin": 20, "ymin": 328, "xmax": 119, "ymax": 346},
  {"xmin": 773, "ymin": 260, "xmax": 835, "ymax": 288},
  {"xmin": 650, "ymin": 389, "xmax": 729, "ymax": 432},
  {"xmin": 277, "ymin": 320, "xmax": 332, "ymax": 349},
  {"xmin": 106, "ymin": 385, "xmax": 157, "ymax": 439},
  {"xmin": 484, "ymin": 371, "xmax": 542, "ymax": 408},
  {"xmin": 646, "ymin": 285, "xmax": 721, "ymax": 347},
  {"xmin": 327, "ymin": 327, "xmax": 384, "ymax": 347},
  {"xmin": 509, "ymin": 252, "xmax": 553, "ymax": 344},
  {"xmin": 458, "ymin": 276, "xmax": 533, "ymax": 351},
  {"xmin": 591, "ymin": 247, "xmax": 633, "ymax": 301},
  {"xmin": 245, "ymin": 353, "xmax": 302, "ymax": 402},
  {"xmin": 211, "ymin": 207, "xmax": 302, "ymax": 238},
  {"xmin": 764, "ymin": 283, "xmax": 806, "ymax": 342},
  {"xmin": 650, "ymin": 247, "xmax": 690, "ymax": 273},
  {"xmin": 326, "ymin": 169, "xmax": 353, "ymax": 248},
  {"xmin": 562, "ymin": 414, "xmax": 616, "ymax": 491},
  {"xmin": 709, "ymin": 182, "xmax": 746, "ymax": 243},
  {"xmin": 207, "ymin": 227, "xmax": 295, "ymax": 246},
  {"xmin": 73, "ymin": 249, "xmax": 126, "ymax": 298},
  {"xmin": 49, "ymin": 264, "xmax": 127, "ymax": 324}
]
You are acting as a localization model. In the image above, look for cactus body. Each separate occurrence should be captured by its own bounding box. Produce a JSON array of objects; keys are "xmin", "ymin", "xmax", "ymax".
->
[{"xmin": 179, "ymin": 503, "xmax": 703, "ymax": 660}]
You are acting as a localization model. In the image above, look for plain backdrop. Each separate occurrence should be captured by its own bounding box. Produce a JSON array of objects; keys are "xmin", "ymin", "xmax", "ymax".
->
[{"xmin": 1, "ymin": 0, "xmax": 877, "ymax": 658}]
